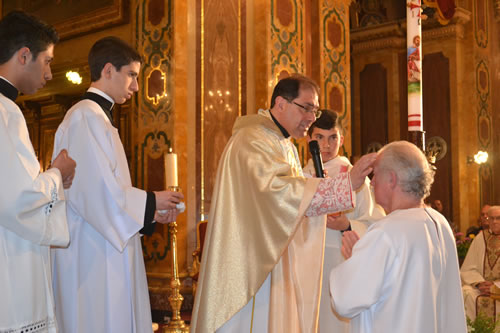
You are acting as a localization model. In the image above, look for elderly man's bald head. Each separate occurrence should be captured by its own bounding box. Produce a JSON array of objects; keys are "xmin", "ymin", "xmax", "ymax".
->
[{"xmin": 376, "ymin": 141, "xmax": 435, "ymax": 201}]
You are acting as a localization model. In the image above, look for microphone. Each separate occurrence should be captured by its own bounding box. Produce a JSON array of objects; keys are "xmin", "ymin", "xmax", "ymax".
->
[{"xmin": 308, "ymin": 140, "xmax": 325, "ymax": 178}]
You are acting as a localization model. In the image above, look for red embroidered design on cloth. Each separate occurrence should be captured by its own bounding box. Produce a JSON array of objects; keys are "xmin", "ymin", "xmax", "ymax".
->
[{"xmin": 306, "ymin": 173, "xmax": 353, "ymax": 217}]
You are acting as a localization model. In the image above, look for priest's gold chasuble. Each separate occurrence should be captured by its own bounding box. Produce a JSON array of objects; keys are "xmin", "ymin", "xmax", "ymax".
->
[{"xmin": 191, "ymin": 110, "xmax": 353, "ymax": 333}]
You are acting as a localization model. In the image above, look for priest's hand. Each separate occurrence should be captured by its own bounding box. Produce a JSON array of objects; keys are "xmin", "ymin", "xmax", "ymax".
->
[
  {"xmin": 327, "ymin": 213, "xmax": 350, "ymax": 231},
  {"xmin": 341, "ymin": 230, "xmax": 360, "ymax": 259},
  {"xmin": 155, "ymin": 190, "xmax": 184, "ymax": 210},
  {"xmin": 350, "ymin": 153, "xmax": 376, "ymax": 191},
  {"xmin": 477, "ymin": 281, "xmax": 493, "ymax": 296},
  {"xmin": 51, "ymin": 149, "xmax": 77, "ymax": 189},
  {"xmin": 154, "ymin": 209, "xmax": 179, "ymax": 224}
]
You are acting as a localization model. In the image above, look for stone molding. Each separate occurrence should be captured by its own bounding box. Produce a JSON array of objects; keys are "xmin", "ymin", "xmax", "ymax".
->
[{"xmin": 351, "ymin": 7, "xmax": 472, "ymax": 55}]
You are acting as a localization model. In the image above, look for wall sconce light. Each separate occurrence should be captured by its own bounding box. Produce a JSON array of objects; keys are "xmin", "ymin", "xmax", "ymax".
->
[
  {"xmin": 467, "ymin": 151, "xmax": 489, "ymax": 164},
  {"xmin": 66, "ymin": 71, "xmax": 82, "ymax": 85}
]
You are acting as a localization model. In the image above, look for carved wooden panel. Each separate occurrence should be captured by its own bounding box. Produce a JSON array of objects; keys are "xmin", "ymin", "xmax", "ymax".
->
[{"xmin": 422, "ymin": 52, "xmax": 453, "ymax": 221}]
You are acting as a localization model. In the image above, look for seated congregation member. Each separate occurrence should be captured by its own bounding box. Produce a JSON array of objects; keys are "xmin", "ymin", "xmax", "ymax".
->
[
  {"xmin": 461, "ymin": 205, "xmax": 500, "ymax": 321},
  {"xmin": 51, "ymin": 36, "xmax": 183, "ymax": 333},
  {"xmin": 330, "ymin": 141, "xmax": 467, "ymax": 333},
  {"xmin": 466, "ymin": 204, "xmax": 491, "ymax": 237},
  {"xmin": 302, "ymin": 109, "xmax": 384, "ymax": 332}
]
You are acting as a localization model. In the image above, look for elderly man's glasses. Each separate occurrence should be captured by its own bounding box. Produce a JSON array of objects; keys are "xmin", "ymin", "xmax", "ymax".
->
[
  {"xmin": 288, "ymin": 100, "xmax": 322, "ymax": 119},
  {"xmin": 486, "ymin": 216, "xmax": 500, "ymax": 222}
]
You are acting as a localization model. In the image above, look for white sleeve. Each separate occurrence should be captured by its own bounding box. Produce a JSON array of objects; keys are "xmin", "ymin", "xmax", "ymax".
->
[
  {"xmin": 460, "ymin": 232, "xmax": 486, "ymax": 285},
  {"xmin": 57, "ymin": 109, "xmax": 146, "ymax": 252},
  {"xmin": 348, "ymin": 180, "xmax": 385, "ymax": 236},
  {"xmin": 0, "ymin": 105, "xmax": 68, "ymax": 246},
  {"xmin": 330, "ymin": 228, "xmax": 394, "ymax": 318}
]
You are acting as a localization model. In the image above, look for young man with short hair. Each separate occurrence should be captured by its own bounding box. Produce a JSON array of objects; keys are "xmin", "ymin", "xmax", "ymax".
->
[
  {"xmin": 303, "ymin": 110, "xmax": 383, "ymax": 333},
  {"xmin": 0, "ymin": 10, "xmax": 76, "ymax": 333},
  {"xmin": 51, "ymin": 36, "xmax": 183, "ymax": 333}
]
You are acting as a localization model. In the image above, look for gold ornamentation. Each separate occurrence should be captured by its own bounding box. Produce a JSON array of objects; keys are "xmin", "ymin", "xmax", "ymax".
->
[{"xmin": 163, "ymin": 186, "xmax": 189, "ymax": 333}]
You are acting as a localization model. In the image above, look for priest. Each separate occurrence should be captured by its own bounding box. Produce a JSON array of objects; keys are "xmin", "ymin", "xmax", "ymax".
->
[
  {"xmin": 330, "ymin": 141, "xmax": 467, "ymax": 333},
  {"xmin": 0, "ymin": 11, "xmax": 76, "ymax": 333},
  {"xmin": 191, "ymin": 74, "xmax": 376, "ymax": 333},
  {"xmin": 51, "ymin": 37, "xmax": 183, "ymax": 333},
  {"xmin": 461, "ymin": 205, "xmax": 500, "ymax": 321}
]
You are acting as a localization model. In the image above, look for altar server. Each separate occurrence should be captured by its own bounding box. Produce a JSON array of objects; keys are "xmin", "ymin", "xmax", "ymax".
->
[
  {"xmin": 303, "ymin": 109, "xmax": 384, "ymax": 332},
  {"xmin": 51, "ymin": 36, "xmax": 182, "ymax": 333},
  {"xmin": 0, "ymin": 10, "xmax": 76, "ymax": 333}
]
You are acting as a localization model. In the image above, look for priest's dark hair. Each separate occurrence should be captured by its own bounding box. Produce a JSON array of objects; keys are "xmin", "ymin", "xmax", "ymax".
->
[
  {"xmin": 307, "ymin": 109, "xmax": 343, "ymax": 137},
  {"xmin": 0, "ymin": 10, "xmax": 59, "ymax": 65},
  {"xmin": 270, "ymin": 74, "xmax": 319, "ymax": 108},
  {"xmin": 89, "ymin": 36, "xmax": 142, "ymax": 82}
]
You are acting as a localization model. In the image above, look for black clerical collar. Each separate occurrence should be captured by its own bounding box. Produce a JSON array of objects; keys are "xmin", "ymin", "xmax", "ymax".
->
[
  {"xmin": 82, "ymin": 91, "xmax": 114, "ymax": 123},
  {"xmin": 269, "ymin": 110, "xmax": 290, "ymax": 138},
  {"xmin": 0, "ymin": 77, "xmax": 19, "ymax": 102}
]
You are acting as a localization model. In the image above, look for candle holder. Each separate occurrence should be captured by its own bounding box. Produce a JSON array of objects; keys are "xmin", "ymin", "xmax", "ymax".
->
[{"xmin": 163, "ymin": 186, "xmax": 189, "ymax": 333}]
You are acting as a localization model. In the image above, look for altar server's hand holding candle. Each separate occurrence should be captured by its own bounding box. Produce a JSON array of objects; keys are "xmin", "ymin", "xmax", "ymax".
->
[
  {"xmin": 154, "ymin": 190, "xmax": 184, "ymax": 210},
  {"xmin": 154, "ymin": 208, "xmax": 179, "ymax": 224}
]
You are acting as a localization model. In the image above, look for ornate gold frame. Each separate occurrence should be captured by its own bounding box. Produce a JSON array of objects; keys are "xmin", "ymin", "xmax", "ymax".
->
[{"xmin": 0, "ymin": 0, "xmax": 129, "ymax": 40}]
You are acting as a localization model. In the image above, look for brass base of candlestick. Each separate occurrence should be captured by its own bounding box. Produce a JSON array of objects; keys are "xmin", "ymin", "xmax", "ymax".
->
[
  {"xmin": 408, "ymin": 130, "xmax": 437, "ymax": 167},
  {"xmin": 162, "ymin": 218, "xmax": 189, "ymax": 333}
]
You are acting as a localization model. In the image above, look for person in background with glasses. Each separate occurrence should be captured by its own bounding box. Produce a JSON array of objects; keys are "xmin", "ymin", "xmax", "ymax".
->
[
  {"xmin": 191, "ymin": 74, "xmax": 377, "ymax": 333},
  {"xmin": 466, "ymin": 204, "xmax": 491, "ymax": 236},
  {"xmin": 461, "ymin": 205, "xmax": 500, "ymax": 321}
]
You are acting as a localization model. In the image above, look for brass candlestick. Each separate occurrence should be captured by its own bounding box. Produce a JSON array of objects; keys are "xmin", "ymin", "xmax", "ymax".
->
[{"xmin": 163, "ymin": 186, "xmax": 189, "ymax": 333}]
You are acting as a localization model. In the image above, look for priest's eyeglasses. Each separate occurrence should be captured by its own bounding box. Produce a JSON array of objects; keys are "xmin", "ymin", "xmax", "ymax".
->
[{"xmin": 288, "ymin": 100, "xmax": 322, "ymax": 119}]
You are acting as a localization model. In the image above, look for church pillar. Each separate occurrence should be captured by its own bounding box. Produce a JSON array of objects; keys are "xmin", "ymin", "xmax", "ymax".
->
[{"xmin": 134, "ymin": 0, "xmax": 192, "ymax": 312}]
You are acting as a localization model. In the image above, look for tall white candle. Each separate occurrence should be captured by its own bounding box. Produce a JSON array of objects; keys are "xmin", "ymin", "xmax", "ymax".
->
[
  {"xmin": 407, "ymin": 0, "xmax": 423, "ymax": 132},
  {"xmin": 165, "ymin": 148, "xmax": 178, "ymax": 188}
]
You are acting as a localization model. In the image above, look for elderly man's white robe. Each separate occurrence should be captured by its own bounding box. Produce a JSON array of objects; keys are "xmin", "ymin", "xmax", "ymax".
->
[
  {"xmin": 330, "ymin": 208, "xmax": 467, "ymax": 333},
  {"xmin": 51, "ymin": 88, "xmax": 152, "ymax": 333},
  {"xmin": 0, "ymin": 83, "xmax": 69, "ymax": 333},
  {"xmin": 303, "ymin": 156, "xmax": 384, "ymax": 333}
]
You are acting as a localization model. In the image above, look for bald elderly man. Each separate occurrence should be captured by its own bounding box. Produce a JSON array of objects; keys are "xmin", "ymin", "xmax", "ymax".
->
[{"xmin": 329, "ymin": 141, "xmax": 467, "ymax": 333}]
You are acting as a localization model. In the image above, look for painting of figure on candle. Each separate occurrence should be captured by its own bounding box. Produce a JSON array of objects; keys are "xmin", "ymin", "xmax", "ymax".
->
[{"xmin": 407, "ymin": 35, "xmax": 421, "ymax": 86}]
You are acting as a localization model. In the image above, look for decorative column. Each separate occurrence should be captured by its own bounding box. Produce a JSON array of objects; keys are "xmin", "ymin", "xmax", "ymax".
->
[
  {"xmin": 135, "ymin": 0, "xmax": 191, "ymax": 316},
  {"xmin": 268, "ymin": 0, "xmax": 308, "ymax": 164},
  {"xmin": 473, "ymin": 0, "xmax": 493, "ymax": 206},
  {"xmin": 197, "ymin": 0, "xmax": 246, "ymax": 222},
  {"xmin": 318, "ymin": 0, "xmax": 352, "ymax": 157},
  {"xmin": 406, "ymin": 0, "xmax": 424, "ymax": 150}
]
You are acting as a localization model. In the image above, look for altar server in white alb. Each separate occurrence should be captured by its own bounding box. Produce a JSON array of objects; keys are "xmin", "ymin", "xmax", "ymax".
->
[
  {"xmin": 302, "ymin": 110, "xmax": 384, "ymax": 333},
  {"xmin": 0, "ymin": 11, "xmax": 77, "ymax": 333},
  {"xmin": 51, "ymin": 37, "xmax": 183, "ymax": 333},
  {"xmin": 330, "ymin": 141, "xmax": 467, "ymax": 333}
]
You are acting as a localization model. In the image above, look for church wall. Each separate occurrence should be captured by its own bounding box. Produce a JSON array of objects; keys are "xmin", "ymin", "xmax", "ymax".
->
[
  {"xmin": 350, "ymin": 4, "xmax": 494, "ymax": 231},
  {"xmin": 489, "ymin": 1, "xmax": 500, "ymax": 206}
]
